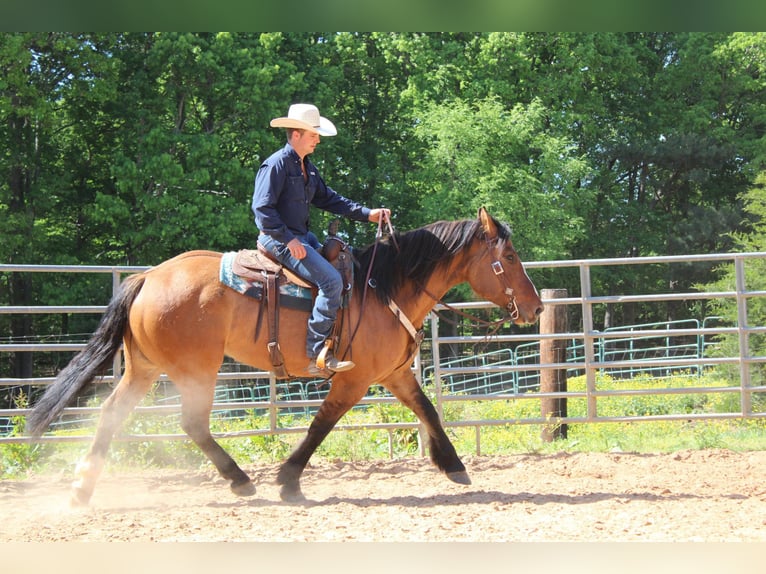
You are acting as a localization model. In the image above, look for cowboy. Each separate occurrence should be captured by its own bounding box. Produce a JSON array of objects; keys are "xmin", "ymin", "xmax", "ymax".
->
[{"xmin": 252, "ymin": 103, "xmax": 390, "ymax": 375}]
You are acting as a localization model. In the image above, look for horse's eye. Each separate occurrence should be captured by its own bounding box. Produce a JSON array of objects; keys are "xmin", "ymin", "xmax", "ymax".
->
[{"xmin": 505, "ymin": 253, "xmax": 516, "ymax": 264}]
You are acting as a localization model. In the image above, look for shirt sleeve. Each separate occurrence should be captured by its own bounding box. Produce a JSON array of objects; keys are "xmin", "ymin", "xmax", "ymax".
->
[{"xmin": 311, "ymin": 172, "xmax": 371, "ymax": 222}]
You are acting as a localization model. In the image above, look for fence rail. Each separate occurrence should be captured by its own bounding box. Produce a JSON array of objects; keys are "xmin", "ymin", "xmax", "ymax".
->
[{"xmin": 1, "ymin": 252, "xmax": 765, "ymax": 452}]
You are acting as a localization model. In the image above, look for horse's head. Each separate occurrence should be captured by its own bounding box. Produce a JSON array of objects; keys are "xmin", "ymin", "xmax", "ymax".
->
[{"xmin": 465, "ymin": 207, "xmax": 544, "ymax": 325}]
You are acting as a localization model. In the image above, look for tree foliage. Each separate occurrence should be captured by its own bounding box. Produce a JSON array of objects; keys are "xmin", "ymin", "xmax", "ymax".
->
[
  {"xmin": 2, "ymin": 32, "xmax": 766, "ymax": 373},
  {"xmin": 700, "ymin": 172, "xmax": 766, "ymax": 386}
]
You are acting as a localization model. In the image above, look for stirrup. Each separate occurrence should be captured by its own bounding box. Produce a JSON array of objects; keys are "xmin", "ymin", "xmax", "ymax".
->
[
  {"xmin": 316, "ymin": 339, "xmax": 334, "ymax": 370},
  {"xmin": 316, "ymin": 340, "xmax": 354, "ymax": 372}
]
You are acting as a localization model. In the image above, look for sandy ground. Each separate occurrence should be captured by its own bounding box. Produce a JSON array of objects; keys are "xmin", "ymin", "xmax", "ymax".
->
[{"xmin": 2, "ymin": 449, "xmax": 765, "ymax": 542}]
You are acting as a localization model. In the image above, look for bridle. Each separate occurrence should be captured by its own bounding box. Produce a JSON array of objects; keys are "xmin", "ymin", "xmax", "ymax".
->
[
  {"xmin": 483, "ymin": 232, "xmax": 522, "ymax": 322},
  {"xmin": 417, "ymin": 232, "xmax": 520, "ymax": 331},
  {"xmin": 341, "ymin": 214, "xmax": 525, "ymax": 362},
  {"xmin": 382, "ymin": 215, "xmax": 521, "ymax": 332}
]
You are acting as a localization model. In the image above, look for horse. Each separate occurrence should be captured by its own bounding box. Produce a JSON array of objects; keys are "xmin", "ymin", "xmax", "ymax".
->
[{"xmin": 26, "ymin": 207, "xmax": 543, "ymax": 505}]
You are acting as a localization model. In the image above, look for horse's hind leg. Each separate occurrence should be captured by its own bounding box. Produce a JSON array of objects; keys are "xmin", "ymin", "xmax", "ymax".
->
[
  {"xmin": 71, "ymin": 363, "xmax": 158, "ymax": 507},
  {"xmin": 383, "ymin": 369, "xmax": 471, "ymax": 485},
  {"xmin": 177, "ymin": 379, "xmax": 254, "ymax": 497}
]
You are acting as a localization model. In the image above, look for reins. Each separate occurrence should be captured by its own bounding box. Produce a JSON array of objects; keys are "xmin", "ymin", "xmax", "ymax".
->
[
  {"xmin": 340, "ymin": 213, "xmax": 395, "ymax": 362},
  {"xmin": 418, "ymin": 285, "xmax": 508, "ymax": 332}
]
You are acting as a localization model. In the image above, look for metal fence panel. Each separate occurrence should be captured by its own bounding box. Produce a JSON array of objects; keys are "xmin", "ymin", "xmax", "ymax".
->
[{"xmin": 2, "ymin": 252, "xmax": 765, "ymax": 448}]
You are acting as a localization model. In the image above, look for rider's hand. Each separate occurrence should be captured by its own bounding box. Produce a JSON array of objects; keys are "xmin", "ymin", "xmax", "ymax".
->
[
  {"xmin": 287, "ymin": 238, "xmax": 307, "ymax": 259},
  {"xmin": 368, "ymin": 208, "xmax": 391, "ymax": 223}
]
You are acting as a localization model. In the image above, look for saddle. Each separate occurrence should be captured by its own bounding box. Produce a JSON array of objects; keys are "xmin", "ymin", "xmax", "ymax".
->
[{"xmin": 230, "ymin": 235, "xmax": 354, "ymax": 379}]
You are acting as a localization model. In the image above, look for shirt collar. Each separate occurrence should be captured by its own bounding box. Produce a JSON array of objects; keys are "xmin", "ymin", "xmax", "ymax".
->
[{"xmin": 284, "ymin": 142, "xmax": 298, "ymax": 159}]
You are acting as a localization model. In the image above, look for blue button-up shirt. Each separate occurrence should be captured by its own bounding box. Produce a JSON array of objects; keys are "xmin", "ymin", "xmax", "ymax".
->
[{"xmin": 252, "ymin": 143, "xmax": 370, "ymax": 245}]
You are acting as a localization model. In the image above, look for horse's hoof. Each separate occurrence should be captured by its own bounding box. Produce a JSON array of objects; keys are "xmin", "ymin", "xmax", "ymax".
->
[
  {"xmin": 279, "ymin": 483, "xmax": 306, "ymax": 503},
  {"xmin": 231, "ymin": 479, "xmax": 256, "ymax": 497},
  {"xmin": 446, "ymin": 470, "xmax": 472, "ymax": 485},
  {"xmin": 69, "ymin": 488, "xmax": 91, "ymax": 507}
]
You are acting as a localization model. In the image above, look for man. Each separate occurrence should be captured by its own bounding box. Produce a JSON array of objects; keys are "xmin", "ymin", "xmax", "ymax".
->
[{"xmin": 252, "ymin": 103, "xmax": 390, "ymax": 375}]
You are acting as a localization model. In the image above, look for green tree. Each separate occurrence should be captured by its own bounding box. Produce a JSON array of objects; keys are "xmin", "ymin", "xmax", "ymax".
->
[
  {"xmin": 412, "ymin": 96, "xmax": 590, "ymax": 262},
  {"xmin": 3, "ymin": 32, "xmax": 766, "ymax": 378},
  {"xmin": 0, "ymin": 33, "xmax": 118, "ymax": 379},
  {"xmin": 701, "ymin": 172, "xmax": 766, "ymax": 389},
  {"xmin": 84, "ymin": 32, "xmax": 303, "ymax": 265}
]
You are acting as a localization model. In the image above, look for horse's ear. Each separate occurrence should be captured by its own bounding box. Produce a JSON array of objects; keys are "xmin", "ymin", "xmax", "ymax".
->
[{"xmin": 478, "ymin": 206, "xmax": 497, "ymax": 239}]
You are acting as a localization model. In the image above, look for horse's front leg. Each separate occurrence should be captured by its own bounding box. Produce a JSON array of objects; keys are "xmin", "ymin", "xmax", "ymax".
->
[
  {"xmin": 383, "ymin": 369, "xmax": 471, "ymax": 485},
  {"xmin": 277, "ymin": 380, "xmax": 368, "ymax": 502}
]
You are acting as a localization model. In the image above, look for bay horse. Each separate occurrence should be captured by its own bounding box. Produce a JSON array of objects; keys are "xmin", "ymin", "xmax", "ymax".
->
[{"xmin": 27, "ymin": 207, "xmax": 543, "ymax": 505}]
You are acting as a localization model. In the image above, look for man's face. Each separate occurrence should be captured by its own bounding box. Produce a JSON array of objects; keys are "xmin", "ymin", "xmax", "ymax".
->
[{"xmin": 292, "ymin": 129, "xmax": 321, "ymax": 158}]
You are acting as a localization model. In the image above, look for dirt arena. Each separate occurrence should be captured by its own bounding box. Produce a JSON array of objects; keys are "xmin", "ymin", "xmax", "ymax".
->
[{"xmin": 2, "ymin": 448, "xmax": 765, "ymax": 542}]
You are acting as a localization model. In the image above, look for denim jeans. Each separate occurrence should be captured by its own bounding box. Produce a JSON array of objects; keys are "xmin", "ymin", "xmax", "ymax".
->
[{"xmin": 258, "ymin": 232, "xmax": 343, "ymax": 359}]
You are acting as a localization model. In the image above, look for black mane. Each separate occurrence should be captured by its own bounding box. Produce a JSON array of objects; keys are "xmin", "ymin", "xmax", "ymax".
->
[{"xmin": 352, "ymin": 216, "xmax": 511, "ymax": 305}]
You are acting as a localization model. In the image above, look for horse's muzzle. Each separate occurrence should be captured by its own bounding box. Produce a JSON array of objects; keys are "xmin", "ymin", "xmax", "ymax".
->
[{"xmin": 508, "ymin": 299, "xmax": 544, "ymax": 325}]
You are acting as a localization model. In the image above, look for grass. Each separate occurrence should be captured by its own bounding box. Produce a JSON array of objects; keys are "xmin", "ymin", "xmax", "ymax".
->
[
  {"xmin": 445, "ymin": 372, "xmax": 766, "ymax": 455},
  {"xmin": 2, "ymin": 372, "xmax": 765, "ymax": 479}
]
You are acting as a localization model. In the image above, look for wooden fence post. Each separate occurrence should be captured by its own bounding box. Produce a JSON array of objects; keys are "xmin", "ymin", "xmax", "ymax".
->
[{"xmin": 540, "ymin": 288, "xmax": 568, "ymax": 442}]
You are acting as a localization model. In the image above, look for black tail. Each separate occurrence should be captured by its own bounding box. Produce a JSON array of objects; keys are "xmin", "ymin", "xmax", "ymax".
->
[{"xmin": 26, "ymin": 273, "xmax": 146, "ymax": 437}]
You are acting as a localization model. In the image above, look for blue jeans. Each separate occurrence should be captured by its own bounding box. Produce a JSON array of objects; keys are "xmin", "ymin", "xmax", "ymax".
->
[{"xmin": 258, "ymin": 232, "xmax": 343, "ymax": 359}]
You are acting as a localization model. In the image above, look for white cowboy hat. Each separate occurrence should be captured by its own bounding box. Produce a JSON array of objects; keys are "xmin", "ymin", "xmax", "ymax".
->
[{"xmin": 270, "ymin": 103, "xmax": 337, "ymax": 136}]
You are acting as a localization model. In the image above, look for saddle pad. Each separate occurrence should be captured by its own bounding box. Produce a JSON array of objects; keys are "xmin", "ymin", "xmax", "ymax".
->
[{"xmin": 219, "ymin": 251, "xmax": 313, "ymax": 311}]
